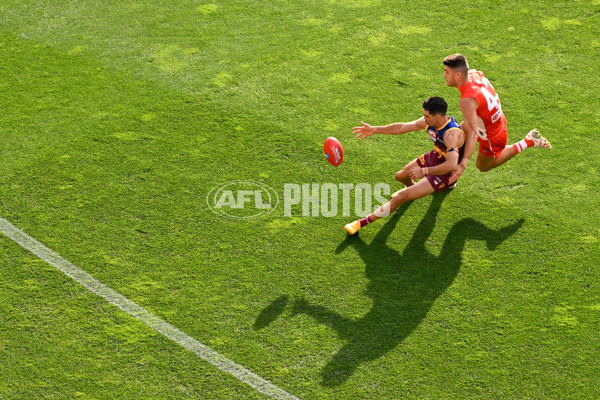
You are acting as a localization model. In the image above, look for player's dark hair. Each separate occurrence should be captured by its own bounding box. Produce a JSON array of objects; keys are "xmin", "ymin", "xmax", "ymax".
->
[
  {"xmin": 422, "ymin": 97, "xmax": 448, "ymax": 116},
  {"xmin": 443, "ymin": 54, "xmax": 469, "ymax": 73}
]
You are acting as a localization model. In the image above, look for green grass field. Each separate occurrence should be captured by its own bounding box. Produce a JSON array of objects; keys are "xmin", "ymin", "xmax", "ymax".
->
[{"xmin": 1, "ymin": 1, "xmax": 599, "ymax": 398}]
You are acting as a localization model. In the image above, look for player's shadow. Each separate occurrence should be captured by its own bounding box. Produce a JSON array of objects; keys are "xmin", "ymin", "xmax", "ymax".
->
[{"xmin": 255, "ymin": 192, "xmax": 524, "ymax": 387}]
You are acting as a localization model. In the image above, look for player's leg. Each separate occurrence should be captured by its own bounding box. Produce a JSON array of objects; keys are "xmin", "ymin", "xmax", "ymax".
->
[
  {"xmin": 475, "ymin": 130, "xmax": 507, "ymax": 172},
  {"xmin": 376, "ymin": 178, "xmax": 435, "ymax": 219},
  {"xmin": 344, "ymin": 178, "xmax": 435, "ymax": 235},
  {"xmin": 495, "ymin": 129, "xmax": 552, "ymax": 168},
  {"xmin": 475, "ymin": 153, "xmax": 496, "ymax": 172},
  {"xmin": 488, "ymin": 144, "xmax": 518, "ymax": 169},
  {"xmin": 478, "ymin": 129, "xmax": 552, "ymax": 171},
  {"xmin": 394, "ymin": 158, "xmax": 419, "ymax": 188}
]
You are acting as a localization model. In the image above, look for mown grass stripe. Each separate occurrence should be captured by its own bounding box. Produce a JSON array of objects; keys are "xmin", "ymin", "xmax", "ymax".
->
[{"xmin": 0, "ymin": 217, "xmax": 299, "ymax": 400}]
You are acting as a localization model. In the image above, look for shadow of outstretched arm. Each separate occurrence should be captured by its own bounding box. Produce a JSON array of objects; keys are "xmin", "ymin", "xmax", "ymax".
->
[
  {"xmin": 289, "ymin": 297, "xmax": 354, "ymax": 339},
  {"xmin": 253, "ymin": 295, "xmax": 289, "ymax": 330}
]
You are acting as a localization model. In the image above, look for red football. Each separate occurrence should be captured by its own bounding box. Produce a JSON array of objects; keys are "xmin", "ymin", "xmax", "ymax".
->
[{"xmin": 323, "ymin": 137, "xmax": 344, "ymax": 166}]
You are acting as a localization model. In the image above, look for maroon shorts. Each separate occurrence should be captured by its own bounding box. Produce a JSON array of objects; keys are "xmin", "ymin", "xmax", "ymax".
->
[
  {"xmin": 478, "ymin": 129, "xmax": 508, "ymax": 159},
  {"xmin": 416, "ymin": 151, "xmax": 454, "ymax": 193}
]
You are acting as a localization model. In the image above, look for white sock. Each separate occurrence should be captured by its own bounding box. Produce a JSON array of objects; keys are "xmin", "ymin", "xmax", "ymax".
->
[{"xmin": 513, "ymin": 139, "xmax": 529, "ymax": 154}]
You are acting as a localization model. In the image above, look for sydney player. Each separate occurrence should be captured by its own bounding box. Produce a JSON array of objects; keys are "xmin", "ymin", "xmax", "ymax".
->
[
  {"xmin": 344, "ymin": 97, "xmax": 464, "ymax": 235},
  {"xmin": 443, "ymin": 54, "xmax": 551, "ymax": 184}
]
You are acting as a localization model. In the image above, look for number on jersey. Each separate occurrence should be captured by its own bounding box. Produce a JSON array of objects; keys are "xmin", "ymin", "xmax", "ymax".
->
[
  {"xmin": 480, "ymin": 77, "xmax": 503, "ymax": 123},
  {"xmin": 480, "ymin": 78, "xmax": 501, "ymax": 112}
]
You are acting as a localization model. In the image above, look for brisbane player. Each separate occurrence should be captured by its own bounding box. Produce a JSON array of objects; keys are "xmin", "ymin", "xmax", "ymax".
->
[
  {"xmin": 442, "ymin": 54, "xmax": 551, "ymax": 184},
  {"xmin": 344, "ymin": 97, "xmax": 464, "ymax": 235}
]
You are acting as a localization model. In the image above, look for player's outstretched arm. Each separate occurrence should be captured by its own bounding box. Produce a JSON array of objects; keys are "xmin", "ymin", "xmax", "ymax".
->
[
  {"xmin": 409, "ymin": 129, "xmax": 462, "ymax": 180},
  {"xmin": 353, "ymin": 118, "xmax": 427, "ymax": 140}
]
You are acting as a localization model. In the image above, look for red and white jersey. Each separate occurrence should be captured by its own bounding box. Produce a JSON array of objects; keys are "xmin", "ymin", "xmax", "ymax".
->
[{"xmin": 459, "ymin": 70, "xmax": 507, "ymax": 139}]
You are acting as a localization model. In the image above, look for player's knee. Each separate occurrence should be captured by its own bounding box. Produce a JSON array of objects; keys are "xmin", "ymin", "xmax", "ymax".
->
[
  {"xmin": 395, "ymin": 171, "xmax": 412, "ymax": 186},
  {"xmin": 476, "ymin": 158, "xmax": 493, "ymax": 172},
  {"xmin": 391, "ymin": 190, "xmax": 407, "ymax": 205},
  {"xmin": 476, "ymin": 163, "xmax": 492, "ymax": 172}
]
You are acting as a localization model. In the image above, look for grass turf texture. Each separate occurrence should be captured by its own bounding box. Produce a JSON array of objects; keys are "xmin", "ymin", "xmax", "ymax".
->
[{"xmin": 1, "ymin": 0, "xmax": 599, "ymax": 398}]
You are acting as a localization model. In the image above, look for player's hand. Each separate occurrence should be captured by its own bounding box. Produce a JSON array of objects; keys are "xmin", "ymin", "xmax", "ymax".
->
[
  {"xmin": 409, "ymin": 166, "xmax": 425, "ymax": 181},
  {"xmin": 353, "ymin": 121, "xmax": 375, "ymax": 140},
  {"xmin": 449, "ymin": 164, "xmax": 465, "ymax": 185}
]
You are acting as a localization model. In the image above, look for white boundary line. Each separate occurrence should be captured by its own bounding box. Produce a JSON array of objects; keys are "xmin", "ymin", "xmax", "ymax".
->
[{"xmin": 0, "ymin": 217, "xmax": 299, "ymax": 400}]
